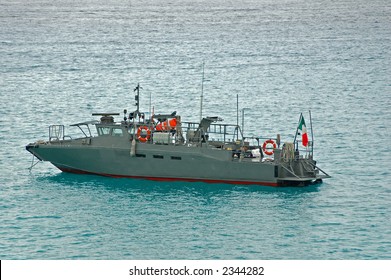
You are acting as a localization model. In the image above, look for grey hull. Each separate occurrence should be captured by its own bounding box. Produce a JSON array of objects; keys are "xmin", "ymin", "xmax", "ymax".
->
[
  {"xmin": 27, "ymin": 144, "xmax": 278, "ymax": 185},
  {"xmin": 26, "ymin": 140, "xmax": 325, "ymax": 187}
]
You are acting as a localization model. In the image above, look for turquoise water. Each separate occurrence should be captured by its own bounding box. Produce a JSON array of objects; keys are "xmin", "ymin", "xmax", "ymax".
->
[{"xmin": 1, "ymin": 0, "xmax": 390, "ymax": 259}]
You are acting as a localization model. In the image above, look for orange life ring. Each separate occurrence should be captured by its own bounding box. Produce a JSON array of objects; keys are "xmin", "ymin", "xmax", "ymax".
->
[
  {"xmin": 137, "ymin": 126, "xmax": 151, "ymax": 143},
  {"xmin": 262, "ymin": 139, "xmax": 277, "ymax": 156}
]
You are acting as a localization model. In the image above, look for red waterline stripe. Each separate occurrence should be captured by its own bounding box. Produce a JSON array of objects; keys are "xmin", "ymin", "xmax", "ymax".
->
[{"xmin": 57, "ymin": 166, "xmax": 279, "ymax": 187}]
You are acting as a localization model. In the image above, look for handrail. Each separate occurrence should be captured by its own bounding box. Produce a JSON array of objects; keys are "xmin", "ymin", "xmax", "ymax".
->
[
  {"xmin": 307, "ymin": 160, "xmax": 331, "ymax": 178},
  {"xmin": 280, "ymin": 164, "xmax": 301, "ymax": 179},
  {"xmin": 49, "ymin": 125, "xmax": 65, "ymax": 142}
]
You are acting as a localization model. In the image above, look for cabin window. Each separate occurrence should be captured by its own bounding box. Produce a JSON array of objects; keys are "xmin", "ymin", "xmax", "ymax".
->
[
  {"xmin": 171, "ymin": 156, "xmax": 182, "ymax": 160},
  {"xmin": 112, "ymin": 128, "xmax": 123, "ymax": 136},
  {"xmin": 136, "ymin": 154, "xmax": 146, "ymax": 158},
  {"xmin": 153, "ymin": 155, "xmax": 164, "ymax": 159},
  {"xmin": 97, "ymin": 127, "xmax": 111, "ymax": 135}
]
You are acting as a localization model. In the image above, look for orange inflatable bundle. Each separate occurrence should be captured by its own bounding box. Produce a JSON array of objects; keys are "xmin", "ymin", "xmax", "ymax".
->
[{"xmin": 155, "ymin": 118, "xmax": 177, "ymax": 131}]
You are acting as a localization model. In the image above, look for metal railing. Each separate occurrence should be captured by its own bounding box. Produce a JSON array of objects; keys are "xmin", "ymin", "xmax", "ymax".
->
[{"xmin": 49, "ymin": 125, "xmax": 65, "ymax": 142}]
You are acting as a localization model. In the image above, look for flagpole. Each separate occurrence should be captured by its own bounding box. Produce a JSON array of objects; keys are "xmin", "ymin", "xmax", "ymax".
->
[
  {"xmin": 309, "ymin": 110, "xmax": 314, "ymax": 157},
  {"xmin": 293, "ymin": 113, "xmax": 302, "ymax": 149}
]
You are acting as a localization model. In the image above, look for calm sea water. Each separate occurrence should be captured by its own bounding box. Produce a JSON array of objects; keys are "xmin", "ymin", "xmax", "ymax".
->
[{"xmin": 1, "ymin": 0, "xmax": 390, "ymax": 259}]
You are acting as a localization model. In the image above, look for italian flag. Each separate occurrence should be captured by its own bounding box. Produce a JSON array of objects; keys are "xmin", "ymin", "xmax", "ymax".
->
[{"xmin": 298, "ymin": 115, "xmax": 309, "ymax": 147}]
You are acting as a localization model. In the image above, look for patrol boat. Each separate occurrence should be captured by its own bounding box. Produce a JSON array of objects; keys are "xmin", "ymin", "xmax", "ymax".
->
[{"xmin": 26, "ymin": 85, "xmax": 330, "ymax": 187}]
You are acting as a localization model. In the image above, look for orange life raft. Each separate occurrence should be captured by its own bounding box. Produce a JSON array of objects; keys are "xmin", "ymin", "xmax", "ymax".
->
[{"xmin": 155, "ymin": 118, "xmax": 177, "ymax": 131}]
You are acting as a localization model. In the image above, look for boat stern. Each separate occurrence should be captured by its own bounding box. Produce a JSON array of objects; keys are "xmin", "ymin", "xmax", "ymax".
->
[{"xmin": 276, "ymin": 157, "xmax": 331, "ymax": 187}]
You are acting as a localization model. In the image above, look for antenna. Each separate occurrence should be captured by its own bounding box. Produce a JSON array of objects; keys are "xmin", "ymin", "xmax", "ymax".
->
[
  {"xmin": 149, "ymin": 88, "xmax": 152, "ymax": 123},
  {"xmin": 200, "ymin": 62, "xmax": 205, "ymax": 122},
  {"xmin": 236, "ymin": 94, "xmax": 239, "ymax": 139},
  {"xmin": 134, "ymin": 83, "xmax": 142, "ymax": 114}
]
